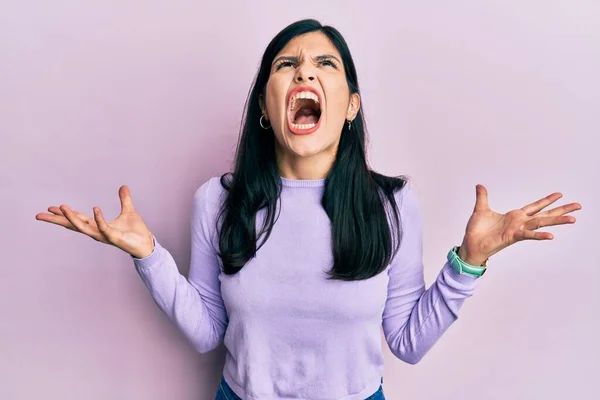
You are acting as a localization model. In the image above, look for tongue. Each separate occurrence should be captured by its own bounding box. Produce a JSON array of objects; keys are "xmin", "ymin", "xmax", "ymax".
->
[{"xmin": 294, "ymin": 107, "xmax": 319, "ymax": 125}]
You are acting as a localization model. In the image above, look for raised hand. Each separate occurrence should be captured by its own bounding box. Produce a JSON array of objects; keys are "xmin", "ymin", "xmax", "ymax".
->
[
  {"xmin": 35, "ymin": 185, "xmax": 155, "ymax": 259},
  {"xmin": 458, "ymin": 185, "xmax": 582, "ymax": 266}
]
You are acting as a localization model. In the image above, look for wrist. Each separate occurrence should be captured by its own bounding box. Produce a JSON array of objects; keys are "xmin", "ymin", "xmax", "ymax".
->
[
  {"xmin": 448, "ymin": 246, "xmax": 488, "ymax": 277},
  {"xmin": 457, "ymin": 245, "xmax": 487, "ymax": 267},
  {"xmin": 131, "ymin": 233, "xmax": 155, "ymax": 259}
]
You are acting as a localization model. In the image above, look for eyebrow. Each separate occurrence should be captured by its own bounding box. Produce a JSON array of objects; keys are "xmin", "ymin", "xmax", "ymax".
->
[{"xmin": 272, "ymin": 54, "xmax": 342, "ymax": 65}]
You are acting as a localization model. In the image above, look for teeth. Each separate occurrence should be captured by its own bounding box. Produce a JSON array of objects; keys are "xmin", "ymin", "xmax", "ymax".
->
[
  {"xmin": 289, "ymin": 91, "xmax": 320, "ymax": 113},
  {"xmin": 288, "ymin": 91, "xmax": 321, "ymax": 129},
  {"xmin": 292, "ymin": 122, "xmax": 317, "ymax": 130},
  {"xmin": 291, "ymin": 91, "xmax": 318, "ymax": 102}
]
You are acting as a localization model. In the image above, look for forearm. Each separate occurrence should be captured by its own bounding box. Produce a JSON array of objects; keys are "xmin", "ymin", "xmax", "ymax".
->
[
  {"xmin": 383, "ymin": 262, "xmax": 478, "ymax": 364},
  {"xmin": 133, "ymin": 239, "xmax": 224, "ymax": 353}
]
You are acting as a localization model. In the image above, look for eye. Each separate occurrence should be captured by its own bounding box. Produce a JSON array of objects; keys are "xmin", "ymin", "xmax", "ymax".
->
[
  {"xmin": 275, "ymin": 60, "xmax": 296, "ymax": 70},
  {"xmin": 319, "ymin": 59, "xmax": 338, "ymax": 69}
]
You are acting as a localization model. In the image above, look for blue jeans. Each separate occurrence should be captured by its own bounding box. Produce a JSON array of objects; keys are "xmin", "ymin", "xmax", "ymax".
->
[{"xmin": 215, "ymin": 376, "xmax": 385, "ymax": 400}]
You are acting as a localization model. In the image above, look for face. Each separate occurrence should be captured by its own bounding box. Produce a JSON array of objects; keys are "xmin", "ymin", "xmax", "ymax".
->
[{"xmin": 260, "ymin": 32, "xmax": 360, "ymax": 171}]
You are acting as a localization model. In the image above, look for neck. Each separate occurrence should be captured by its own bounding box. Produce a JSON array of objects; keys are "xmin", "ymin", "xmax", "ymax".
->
[{"xmin": 276, "ymin": 144, "xmax": 337, "ymax": 180}]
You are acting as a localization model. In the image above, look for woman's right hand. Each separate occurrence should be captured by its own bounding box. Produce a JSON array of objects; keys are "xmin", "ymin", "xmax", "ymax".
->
[{"xmin": 35, "ymin": 185, "xmax": 155, "ymax": 259}]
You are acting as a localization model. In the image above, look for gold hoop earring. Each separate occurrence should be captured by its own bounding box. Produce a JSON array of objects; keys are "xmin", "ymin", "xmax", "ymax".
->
[{"xmin": 260, "ymin": 115, "xmax": 271, "ymax": 129}]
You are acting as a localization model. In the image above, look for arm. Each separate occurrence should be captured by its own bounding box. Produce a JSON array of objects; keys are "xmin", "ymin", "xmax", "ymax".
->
[
  {"xmin": 132, "ymin": 178, "xmax": 227, "ymax": 353},
  {"xmin": 382, "ymin": 184, "xmax": 479, "ymax": 364}
]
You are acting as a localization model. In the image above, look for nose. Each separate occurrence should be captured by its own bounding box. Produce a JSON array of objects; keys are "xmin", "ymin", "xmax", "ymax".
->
[{"xmin": 294, "ymin": 63, "xmax": 315, "ymax": 83}]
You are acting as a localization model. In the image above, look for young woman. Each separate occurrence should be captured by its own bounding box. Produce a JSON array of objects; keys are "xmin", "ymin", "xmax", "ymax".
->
[{"xmin": 36, "ymin": 19, "xmax": 581, "ymax": 400}]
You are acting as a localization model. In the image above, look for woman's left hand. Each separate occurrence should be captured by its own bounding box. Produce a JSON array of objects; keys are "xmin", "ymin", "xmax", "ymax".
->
[{"xmin": 458, "ymin": 185, "xmax": 582, "ymax": 266}]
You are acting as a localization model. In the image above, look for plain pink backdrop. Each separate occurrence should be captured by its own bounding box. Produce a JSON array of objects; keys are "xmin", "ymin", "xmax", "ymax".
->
[{"xmin": 2, "ymin": 1, "xmax": 598, "ymax": 399}]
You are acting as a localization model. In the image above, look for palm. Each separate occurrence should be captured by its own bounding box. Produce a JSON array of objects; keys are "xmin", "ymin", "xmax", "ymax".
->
[
  {"xmin": 35, "ymin": 185, "xmax": 154, "ymax": 258},
  {"xmin": 96, "ymin": 209, "xmax": 149, "ymax": 249},
  {"xmin": 460, "ymin": 185, "xmax": 581, "ymax": 264}
]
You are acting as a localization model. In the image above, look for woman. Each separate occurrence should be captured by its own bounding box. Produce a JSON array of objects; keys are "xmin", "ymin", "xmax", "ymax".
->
[{"xmin": 35, "ymin": 19, "xmax": 581, "ymax": 400}]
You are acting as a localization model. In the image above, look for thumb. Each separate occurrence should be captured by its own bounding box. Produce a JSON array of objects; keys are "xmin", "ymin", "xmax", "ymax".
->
[
  {"xmin": 473, "ymin": 184, "xmax": 489, "ymax": 212},
  {"xmin": 119, "ymin": 185, "xmax": 136, "ymax": 214}
]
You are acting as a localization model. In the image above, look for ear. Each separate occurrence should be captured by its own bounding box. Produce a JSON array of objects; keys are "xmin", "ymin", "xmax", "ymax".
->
[
  {"xmin": 346, "ymin": 92, "xmax": 361, "ymax": 121},
  {"xmin": 259, "ymin": 94, "xmax": 269, "ymax": 120}
]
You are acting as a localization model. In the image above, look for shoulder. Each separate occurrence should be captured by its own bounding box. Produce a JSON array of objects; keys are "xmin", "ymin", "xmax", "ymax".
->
[
  {"xmin": 191, "ymin": 175, "xmax": 230, "ymax": 228},
  {"xmin": 373, "ymin": 174, "xmax": 422, "ymax": 239},
  {"xmin": 394, "ymin": 178, "xmax": 420, "ymax": 214},
  {"xmin": 193, "ymin": 175, "xmax": 229, "ymax": 207},
  {"xmin": 391, "ymin": 178, "xmax": 423, "ymax": 237},
  {"xmin": 190, "ymin": 175, "xmax": 230, "ymax": 243},
  {"xmin": 370, "ymin": 171, "xmax": 420, "ymax": 214}
]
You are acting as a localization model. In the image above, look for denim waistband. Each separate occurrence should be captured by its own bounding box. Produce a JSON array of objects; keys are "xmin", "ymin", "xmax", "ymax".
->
[{"xmin": 215, "ymin": 376, "xmax": 385, "ymax": 400}]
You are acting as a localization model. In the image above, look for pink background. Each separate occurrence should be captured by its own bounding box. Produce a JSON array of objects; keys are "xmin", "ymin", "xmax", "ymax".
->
[{"xmin": 2, "ymin": 1, "xmax": 598, "ymax": 399}]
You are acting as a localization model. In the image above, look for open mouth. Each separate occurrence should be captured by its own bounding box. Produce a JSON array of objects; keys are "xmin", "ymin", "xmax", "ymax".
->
[{"xmin": 287, "ymin": 89, "xmax": 322, "ymax": 134}]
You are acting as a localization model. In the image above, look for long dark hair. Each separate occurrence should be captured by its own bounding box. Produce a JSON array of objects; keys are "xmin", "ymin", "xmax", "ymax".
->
[{"xmin": 217, "ymin": 19, "xmax": 407, "ymax": 281}]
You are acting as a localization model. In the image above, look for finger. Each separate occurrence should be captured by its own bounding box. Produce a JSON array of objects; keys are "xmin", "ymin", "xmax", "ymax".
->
[
  {"xmin": 535, "ymin": 202, "xmax": 582, "ymax": 218},
  {"xmin": 35, "ymin": 212, "xmax": 76, "ymax": 231},
  {"xmin": 473, "ymin": 184, "xmax": 489, "ymax": 212},
  {"xmin": 525, "ymin": 215, "xmax": 576, "ymax": 231},
  {"xmin": 60, "ymin": 205, "xmax": 107, "ymax": 242},
  {"xmin": 521, "ymin": 192, "xmax": 562, "ymax": 216},
  {"xmin": 119, "ymin": 185, "xmax": 136, "ymax": 214},
  {"xmin": 74, "ymin": 211, "xmax": 96, "ymax": 226},
  {"xmin": 59, "ymin": 205, "xmax": 84, "ymax": 232},
  {"xmin": 49, "ymin": 206, "xmax": 95, "ymax": 225},
  {"xmin": 517, "ymin": 230, "xmax": 554, "ymax": 241},
  {"xmin": 93, "ymin": 207, "xmax": 119, "ymax": 243},
  {"xmin": 48, "ymin": 206, "xmax": 64, "ymax": 215}
]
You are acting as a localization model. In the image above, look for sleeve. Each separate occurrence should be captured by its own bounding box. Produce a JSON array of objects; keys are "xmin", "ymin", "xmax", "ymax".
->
[
  {"xmin": 132, "ymin": 177, "xmax": 227, "ymax": 353},
  {"xmin": 382, "ymin": 183, "xmax": 480, "ymax": 364}
]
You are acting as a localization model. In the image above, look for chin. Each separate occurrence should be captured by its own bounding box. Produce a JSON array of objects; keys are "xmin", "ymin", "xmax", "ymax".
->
[{"xmin": 284, "ymin": 130, "xmax": 338, "ymax": 158}]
